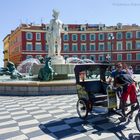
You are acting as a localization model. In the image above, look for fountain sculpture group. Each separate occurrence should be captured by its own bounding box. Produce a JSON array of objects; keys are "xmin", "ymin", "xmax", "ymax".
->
[{"xmin": 0, "ymin": 10, "xmax": 77, "ymax": 96}]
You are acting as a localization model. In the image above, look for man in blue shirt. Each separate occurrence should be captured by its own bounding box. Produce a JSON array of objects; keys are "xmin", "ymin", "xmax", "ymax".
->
[{"xmin": 109, "ymin": 62, "xmax": 126, "ymax": 85}]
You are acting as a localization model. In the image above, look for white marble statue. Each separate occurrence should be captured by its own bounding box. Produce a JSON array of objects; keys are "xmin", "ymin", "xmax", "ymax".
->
[{"xmin": 46, "ymin": 9, "xmax": 63, "ymax": 57}]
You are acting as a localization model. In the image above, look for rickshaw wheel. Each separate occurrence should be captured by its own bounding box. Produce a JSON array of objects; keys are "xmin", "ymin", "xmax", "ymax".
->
[
  {"xmin": 135, "ymin": 113, "xmax": 140, "ymax": 132},
  {"xmin": 77, "ymin": 99, "xmax": 89, "ymax": 119}
]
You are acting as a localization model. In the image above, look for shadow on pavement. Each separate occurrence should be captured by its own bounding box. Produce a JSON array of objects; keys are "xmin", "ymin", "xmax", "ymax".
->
[{"xmin": 38, "ymin": 114, "xmax": 138, "ymax": 139}]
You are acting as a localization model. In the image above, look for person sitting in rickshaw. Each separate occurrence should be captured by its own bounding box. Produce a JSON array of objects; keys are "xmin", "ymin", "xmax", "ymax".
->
[{"xmin": 115, "ymin": 74, "xmax": 139, "ymax": 121}]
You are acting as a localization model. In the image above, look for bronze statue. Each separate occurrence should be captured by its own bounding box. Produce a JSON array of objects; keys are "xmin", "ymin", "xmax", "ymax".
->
[
  {"xmin": 38, "ymin": 57, "xmax": 54, "ymax": 81},
  {"xmin": 6, "ymin": 61, "xmax": 23, "ymax": 79}
]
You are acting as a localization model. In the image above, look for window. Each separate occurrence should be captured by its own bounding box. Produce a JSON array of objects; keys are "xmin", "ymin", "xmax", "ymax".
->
[
  {"xmin": 26, "ymin": 32, "xmax": 33, "ymax": 40},
  {"xmin": 136, "ymin": 42, "xmax": 140, "ymax": 49},
  {"xmin": 126, "ymin": 42, "xmax": 132, "ymax": 50},
  {"xmin": 80, "ymin": 34, "xmax": 86, "ymax": 41},
  {"xmin": 98, "ymin": 55, "xmax": 104, "ymax": 61},
  {"xmin": 81, "ymin": 55, "xmax": 86, "ymax": 59},
  {"xmin": 136, "ymin": 53, "xmax": 140, "ymax": 60},
  {"xmin": 126, "ymin": 32, "xmax": 132, "ymax": 39},
  {"xmin": 26, "ymin": 43, "xmax": 33, "ymax": 51},
  {"xmin": 127, "ymin": 54, "xmax": 132, "ymax": 61},
  {"xmin": 116, "ymin": 32, "xmax": 123, "ymax": 40},
  {"xmin": 72, "ymin": 34, "xmax": 77, "ymax": 41},
  {"xmin": 136, "ymin": 65, "xmax": 140, "ymax": 70},
  {"xmin": 90, "ymin": 44, "xmax": 96, "ymax": 51},
  {"xmin": 98, "ymin": 33, "xmax": 104, "ymax": 41},
  {"xmin": 63, "ymin": 34, "xmax": 69, "ymax": 41},
  {"xmin": 136, "ymin": 31, "xmax": 140, "ymax": 38},
  {"xmin": 117, "ymin": 54, "xmax": 122, "ymax": 61},
  {"xmin": 117, "ymin": 42, "xmax": 122, "ymax": 50},
  {"xmin": 90, "ymin": 55, "xmax": 96, "ymax": 61},
  {"xmin": 35, "ymin": 43, "xmax": 42, "ymax": 51},
  {"xmin": 90, "ymin": 34, "xmax": 96, "ymax": 41},
  {"xmin": 63, "ymin": 25, "xmax": 68, "ymax": 31},
  {"xmin": 36, "ymin": 33, "xmax": 41, "ymax": 41},
  {"xmin": 63, "ymin": 44, "xmax": 69, "ymax": 52},
  {"xmin": 80, "ymin": 25, "xmax": 86, "ymax": 31},
  {"xmin": 81, "ymin": 44, "xmax": 86, "ymax": 52},
  {"xmin": 72, "ymin": 44, "xmax": 78, "ymax": 51},
  {"xmin": 107, "ymin": 42, "xmax": 111, "ymax": 51},
  {"xmin": 98, "ymin": 43, "xmax": 104, "ymax": 51},
  {"xmin": 26, "ymin": 55, "xmax": 33, "ymax": 59}
]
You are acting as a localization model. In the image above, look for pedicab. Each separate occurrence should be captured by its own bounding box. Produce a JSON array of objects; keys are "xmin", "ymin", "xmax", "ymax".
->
[{"xmin": 74, "ymin": 63, "xmax": 140, "ymax": 125}]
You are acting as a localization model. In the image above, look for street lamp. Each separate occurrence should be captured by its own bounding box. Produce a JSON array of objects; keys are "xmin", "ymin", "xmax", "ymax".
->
[{"xmin": 108, "ymin": 33, "xmax": 114, "ymax": 62}]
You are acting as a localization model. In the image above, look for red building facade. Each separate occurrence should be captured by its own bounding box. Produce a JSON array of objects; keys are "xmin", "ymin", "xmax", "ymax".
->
[{"xmin": 3, "ymin": 23, "xmax": 140, "ymax": 72}]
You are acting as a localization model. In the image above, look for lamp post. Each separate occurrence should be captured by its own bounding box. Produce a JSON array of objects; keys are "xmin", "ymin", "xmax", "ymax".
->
[{"xmin": 108, "ymin": 33, "xmax": 114, "ymax": 63}]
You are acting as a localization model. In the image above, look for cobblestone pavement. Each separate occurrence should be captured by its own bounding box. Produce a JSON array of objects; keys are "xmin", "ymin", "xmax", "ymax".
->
[{"xmin": 0, "ymin": 95, "xmax": 140, "ymax": 140}]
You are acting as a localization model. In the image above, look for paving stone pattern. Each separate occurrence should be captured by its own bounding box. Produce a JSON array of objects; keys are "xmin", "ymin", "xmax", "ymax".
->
[{"xmin": 0, "ymin": 95, "xmax": 140, "ymax": 140}]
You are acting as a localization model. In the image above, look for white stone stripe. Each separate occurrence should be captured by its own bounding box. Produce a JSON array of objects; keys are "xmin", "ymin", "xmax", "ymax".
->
[
  {"xmin": 24, "ymin": 107, "xmax": 40, "ymax": 110},
  {"xmin": 89, "ymin": 131, "xmax": 115, "ymax": 139},
  {"xmin": 30, "ymin": 134, "xmax": 56, "ymax": 140},
  {"xmin": 18, "ymin": 120, "xmax": 39, "ymax": 126},
  {"xmin": 55, "ymin": 113, "xmax": 72, "ymax": 118},
  {"xmin": 21, "ymin": 126, "xmax": 40, "ymax": 134},
  {"xmin": 0, "ymin": 111, "xmax": 9, "ymax": 115},
  {"xmin": 13, "ymin": 114, "xmax": 32, "ymax": 120},
  {"xmin": 22, "ymin": 104, "xmax": 36, "ymax": 107},
  {"xmin": 34, "ymin": 114, "xmax": 52, "ymax": 119},
  {"xmin": 6, "ymin": 108, "xmax": 22, "ymax": 111},
  {"xmin": 61, "ymin": 133, "xmax": 86, "ymax": 140},
  {"xmin": 5, "ymin": 105, "xmax": 20, "ymax": 108},
  {"xmin": 5, "ymin": 134, "xmax": 28, "ymax": 140},
  {"xmin": 18, "ymin": 102, "xmax": 32, "ymax": 105},
  {"xmin": 0, "ymin": 127, "xmax": 19, "ymax": 135},
  {"xmin": 29, "ymin": 110, "xmax": 46, "ymax": 115},
  {"xmin": 11, "ymin": 111, "xmax": 28, "ymax": 115},
  {"xmin": 0, "ymin": 120, "xmax": 17, "ymax": 127},
  {"xmin": 0, "ymin": 115, "xmax": 11, "ymax": 120},
  {"xmin": 49, "ymin": 109, "xmax": 64, "ymax": 113}
]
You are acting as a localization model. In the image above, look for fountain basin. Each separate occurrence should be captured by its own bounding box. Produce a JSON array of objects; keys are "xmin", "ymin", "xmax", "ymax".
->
[
  {"xmin": 31, "ymin": 63, "xmax": 75, "ymax": 75},
  {"xmin": 0, "ymin": 80, "xmax": 76, "ymax": 96}
]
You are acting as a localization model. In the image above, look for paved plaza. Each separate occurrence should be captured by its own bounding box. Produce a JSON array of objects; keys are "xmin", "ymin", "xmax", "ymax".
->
[{"xmin": 0, "ymin": 94, "xmax": 140, "ymax": 140}]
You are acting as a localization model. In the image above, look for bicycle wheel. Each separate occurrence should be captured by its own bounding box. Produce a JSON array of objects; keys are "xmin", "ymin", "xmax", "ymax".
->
[
  {"xmin": 135, "ymin": 113, "xmax": 140, "ymax": 132},
  {"xmin": 77, "ymin": 99, "xmax": 89, "ymax": 119}
]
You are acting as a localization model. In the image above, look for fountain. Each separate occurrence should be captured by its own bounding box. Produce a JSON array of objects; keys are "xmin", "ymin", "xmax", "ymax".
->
[
  {"xmin": 30, "ymin": 9, "xmax": 76, "ymax": 80},
  {"xmin": 0, "ymin": 10, "xmax": 77, "ymax": 96},
  {"xmin": 17, "ymin": 58, "xmax": 41, "ymax": 76}
]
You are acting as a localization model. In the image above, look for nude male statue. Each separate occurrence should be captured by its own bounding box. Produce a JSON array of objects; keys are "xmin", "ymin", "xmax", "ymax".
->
[{"xmin": 46, "ymin": 9, "xmax": 63, "ymax": 57}]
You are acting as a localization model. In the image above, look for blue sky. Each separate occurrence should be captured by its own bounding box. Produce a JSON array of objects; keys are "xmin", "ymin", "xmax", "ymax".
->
[{"xmin": 1, "ymin": 0, "xmax": 140, "ymax": 66}]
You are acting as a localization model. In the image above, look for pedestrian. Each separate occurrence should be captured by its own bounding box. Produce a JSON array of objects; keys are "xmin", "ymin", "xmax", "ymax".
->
[{"xmin": 128, "ymin": 66, "xmax": 135, "ymax": 79}]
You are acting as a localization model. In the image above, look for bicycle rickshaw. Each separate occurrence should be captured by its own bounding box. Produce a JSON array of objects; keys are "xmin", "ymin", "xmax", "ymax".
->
[{"xmin": 74, "ymin": 63, "xmax": 140, "ymax": 127}]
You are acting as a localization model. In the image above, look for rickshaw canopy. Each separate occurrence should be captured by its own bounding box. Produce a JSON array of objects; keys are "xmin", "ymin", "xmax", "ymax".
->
[{"xmin": 74, "ymin": 63, "xmax": 112, "ymax": 83}]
